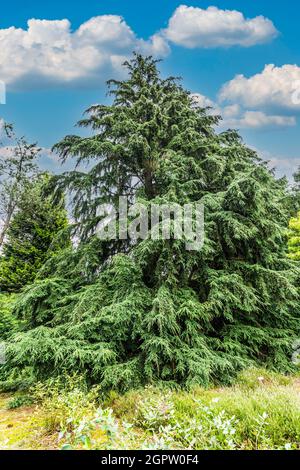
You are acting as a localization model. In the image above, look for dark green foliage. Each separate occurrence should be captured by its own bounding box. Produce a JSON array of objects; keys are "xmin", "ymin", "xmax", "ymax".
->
[
  {"xmin": 0, "ymin": 294, "xmax": 17, "ymax": 340},
  {"xmin": 6, "ymin": 394, "xmax": 34, "ymax": 409},
  {"xmin": 0, "ymin": 123, "xmax": 41, "ymax": 249},
  {"xmin": 5, "ymin": 55, "xmax": 300, "ymax": 391},
  {"xmin": 0, "ymin": 174, "xmax": 69, "ymax": 293}
]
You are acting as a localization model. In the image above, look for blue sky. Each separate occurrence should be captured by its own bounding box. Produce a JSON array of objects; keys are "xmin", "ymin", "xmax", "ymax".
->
[{"xmin": 0, "ymin": 0, "xmax": 300, "ymax": 179}]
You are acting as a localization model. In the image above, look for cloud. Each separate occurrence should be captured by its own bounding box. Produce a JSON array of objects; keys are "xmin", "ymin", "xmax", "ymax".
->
[
  {"xmin": 191, "ymin": 93, "xmax": 216, "ymax": 109},
  {"xmin": 220, "ymin": 64, "xmax": 300, "ymax": 111},
  {"xmin": 0, "ymin": 146, "xmax": 14, "ymax": 159},
  {"xmin": 267, "ymin": 156, "xmax": 300, "ymax": 179},
  {"xmin": 191, "ymin": 93, "xmax": 295, "ymax": 129},
  {"xmin": 0, "ymin": 6, "xmax": 279, "ymax": 90},
  {"xmin": 257, "ymin": 149, "xmax": 300, "ymax": 181},
  {"xmin": 0, "ymin": 16, "xmax": 169, "ymax": 90},
  {"xmin": 0, "ymin": 145, "xmax": 74, "ymax": 174},
  {"xmin": 225, "ymin": 110, "xmax": 296, "ymax": 129},
  {"xmin": 162, "ymin": 5, "xmax": 278, "ymax": 48}
]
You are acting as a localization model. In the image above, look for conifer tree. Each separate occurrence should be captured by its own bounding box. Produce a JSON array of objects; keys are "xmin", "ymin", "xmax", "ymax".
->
[
  {"xmin": 6, "ymin": 55, "xmax": 300, "ymax": 390},
  {"xmin": 0, "ymin": 174, "xmax": 69, "ymax": 293},
  {"xmin": 0, "ymin": 123, "xmax": 40, "ymax": 248}
]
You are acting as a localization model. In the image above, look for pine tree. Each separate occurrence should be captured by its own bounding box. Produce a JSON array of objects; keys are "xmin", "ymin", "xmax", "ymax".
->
[
  {"xmin": 0, "ymin": 174, "xmax": 69, "ymax": 293},
  {"xmin": 6, "ymin": 55, "xmax": 300, "ymax": 390}
]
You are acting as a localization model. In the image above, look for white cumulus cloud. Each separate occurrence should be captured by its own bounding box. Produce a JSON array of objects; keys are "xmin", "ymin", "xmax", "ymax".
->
[
  {"xmin": 258, "ymin": 149, "xmax": 300, "ymax": 181},
  {"xmin": 226, "ymin": 110, "xmax": 296, "ymax": 129},
  {"xmin": 191, "ymin": 93, "xmax": 295, "ymax": 129},
  {"xmin": 220, "ymin": 64, "xmax": 300, "ymax": 110},
  {"xmin": 0, "ymin": 7, "xmax": 280, "ymax": 90},
  {"xmin": 162, "ymin": 5, "xmax": 278, "ymax": 48},
  {"xmin": 0, "ymin": 16, "xmax": 169, "ymax": 90}
]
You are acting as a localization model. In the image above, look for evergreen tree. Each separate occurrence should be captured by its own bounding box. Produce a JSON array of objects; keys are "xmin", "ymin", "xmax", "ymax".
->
[
  {"xmin": 6, "ymin": 55, "xmax": 300, "ymax": 390},
  {"xmin": 0, "ymin": 294, "xmax": 17, "ymax": 340},
  {"xmin": 0, "ymin": 174, "xmax": 69, "ymax": 293},
  {"xmin": 0, "ymin": 123, "xmax": 40, "ymax": 248}
]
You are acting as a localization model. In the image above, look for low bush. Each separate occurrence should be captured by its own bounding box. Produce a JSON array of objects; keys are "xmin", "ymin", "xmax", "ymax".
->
[
  {"xmin": 31, "ymin": 374, "xmax": 99, "ymax": 434},
  {"xmin": 6, "ymin": 394, "xmax": 34, "ymax": 410}
]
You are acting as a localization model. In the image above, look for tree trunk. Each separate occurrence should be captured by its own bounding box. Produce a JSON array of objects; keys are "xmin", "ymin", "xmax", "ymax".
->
[{"xmin": 144, "ymin": 171, "xmax": 155, "ymax": 200}]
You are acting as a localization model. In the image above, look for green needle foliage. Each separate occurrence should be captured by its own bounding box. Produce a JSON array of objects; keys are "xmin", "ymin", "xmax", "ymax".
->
[
  {"xmin": 0, "ymin": 123, "xmax": 41, "ymax": 249},
  {"xmin": 5, "ymin": 55, "xmax": 300, "ymax": 391},
  {"xmin": 0, "ymin": 294, "xmax": 17, "ymax": 340},
  {"xmin": 0, "ymin": 174, "xmax": 69, "ymax": 293}
]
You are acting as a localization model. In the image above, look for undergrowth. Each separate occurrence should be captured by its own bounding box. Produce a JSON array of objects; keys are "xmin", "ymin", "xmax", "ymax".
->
[{"xmin": 1, "ymin": 368, "xmax": 296, "ymax": 450}]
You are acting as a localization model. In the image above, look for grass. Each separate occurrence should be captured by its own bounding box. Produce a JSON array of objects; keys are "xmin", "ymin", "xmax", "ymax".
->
[
  {"xmin": 0, "ymin": 394, "xmax": 56, "ymax": 450},
  {"xmin": 0, "ymin": 368, "xmax": 300, "ymax": 450}
]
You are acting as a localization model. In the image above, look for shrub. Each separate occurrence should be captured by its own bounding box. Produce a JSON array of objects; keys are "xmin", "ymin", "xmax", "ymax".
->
[
  {"xmin": 134, "ymin": 389, "xmax": 175, "ymax": 431},
  {"xmin": 32, "ymin": 374, "xmax": 99, "ymax": 434},
  {"xmin": 6, "ymin": 394, "xmax": 34, "ymax": 410}
]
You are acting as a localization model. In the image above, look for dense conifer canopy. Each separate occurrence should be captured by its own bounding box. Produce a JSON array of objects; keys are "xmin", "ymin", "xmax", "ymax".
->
[{"xmin": 4, "ymin": 55, "xmax": 300, "ymax": 390}]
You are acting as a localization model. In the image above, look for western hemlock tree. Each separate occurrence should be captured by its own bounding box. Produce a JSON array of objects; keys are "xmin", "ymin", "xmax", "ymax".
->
[
  {"xmin": 0, "ymin": 174, "xmax": 69, "ymax": 293},
  {"xmin": 6, "ymin": 55, "xmax": 300, "ymax": 390}
]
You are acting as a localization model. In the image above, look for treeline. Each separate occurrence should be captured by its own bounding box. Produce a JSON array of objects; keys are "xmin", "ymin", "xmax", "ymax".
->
[{"xmin": 1, "ymin": 54, "xmax": 300, "ymax": 392}]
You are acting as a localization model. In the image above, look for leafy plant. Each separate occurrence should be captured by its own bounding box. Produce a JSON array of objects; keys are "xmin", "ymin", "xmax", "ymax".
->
[
  {"xmin": 32, "ymin": 375, "xmax": 98, "ymax": 433},
  {"xmin": 135, "ymin": 390, "xmax": 175, "ymax": 431},
  {"xmin": 6, "ymin": 394, "xmax": 34, "ymax": 409}
]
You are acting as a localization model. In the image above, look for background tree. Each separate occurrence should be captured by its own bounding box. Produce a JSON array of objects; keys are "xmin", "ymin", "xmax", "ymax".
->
[
  {"xmin": 6, "ymin": 55, "xmax": 300, "ymax": 390},
  {"xmin": 284, "ymin": 166, "xmax": 300, "ymax": 217},
  {"xmin": 0, "ymin": 174, "xmax": 69, "ymax": 293},
  {"xmin": 0, "ymin": 123, "xmax": 40, "ymax": 248},
  {"xmin": 0, "ymin": 294, "xmax": 17, "ymax": 340}
]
